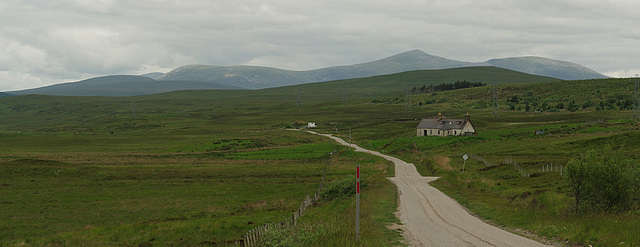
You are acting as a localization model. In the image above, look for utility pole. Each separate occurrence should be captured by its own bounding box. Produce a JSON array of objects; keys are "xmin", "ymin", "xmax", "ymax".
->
[
  {"xmin": 132, "ymin": 101, "xmax": 136, "ymax": 117},
  {"xmin": 295, "ymin": 89, "xmax": 302, "ymax": 106},
  {"xmin": 404, "ymin": 84, "xmax": 411, "ymax": 112},
  {"xmin": 634, "ymin": 75, "xmax": 639, "ymax": 121},
  {"xmin": 341, "ymin": 82, "xmax": 348, "ymax": 107},
  {"xmin": 492, "ymin": 85, "xmax": 500, "ymax": 116},
  {"xmin": 355, "ymin": 164, "xmax": 360, "ymax": 243}
]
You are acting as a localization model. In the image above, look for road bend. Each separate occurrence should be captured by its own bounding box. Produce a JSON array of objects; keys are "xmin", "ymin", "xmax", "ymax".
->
[{"xmin": 310, "ymin": 131, "xmax": 549, "ymax": 247}]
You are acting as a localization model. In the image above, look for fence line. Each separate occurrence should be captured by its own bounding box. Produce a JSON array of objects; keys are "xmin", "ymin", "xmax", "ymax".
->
[
  {"xmin": 467, "ymin": 154, "xmax": 565, "ymax": 178},
  {"xmin": 236, "ymin": 194, "xmax": 319, "ymax": 247},
  {"xmin": 236, "ymin": 164, "xmax": 326, "ymax": 247},
  {"xmin": 509, "ymin": 156, "xmax": 564, "ymax": 178}
]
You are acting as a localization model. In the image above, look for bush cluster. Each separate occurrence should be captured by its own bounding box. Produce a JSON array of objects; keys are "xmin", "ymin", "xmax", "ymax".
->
[
  {"xmin": 320, "ymin": 177, "xmax": 367, "ymax": 201},
  {"xmin": 411, "ymin": 81, "xmax": 486, "ymax": 94},
  {"xmin": 565, "ymin": 146, "xmax": 640, "ymax": 213}
]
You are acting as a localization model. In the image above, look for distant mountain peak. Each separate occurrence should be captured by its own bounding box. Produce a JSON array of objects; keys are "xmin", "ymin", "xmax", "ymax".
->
[
  {"xmin": 400, "ymin": 49, "xmax": 428, "ymax": 55},
  {"xmin": 386, "ymin": 49, "xmax": 440, "ymax": 59}
]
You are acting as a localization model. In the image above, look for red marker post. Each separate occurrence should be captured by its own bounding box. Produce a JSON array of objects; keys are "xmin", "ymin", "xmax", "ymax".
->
[{"xmin": 356, "ymin": 164, "xmax": 360, "ymax": 242}]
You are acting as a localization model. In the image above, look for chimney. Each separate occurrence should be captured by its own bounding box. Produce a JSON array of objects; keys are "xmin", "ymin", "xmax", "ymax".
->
[{"xmin": 465, "ymin": 113, "xmax": 471, "ymax": 123}]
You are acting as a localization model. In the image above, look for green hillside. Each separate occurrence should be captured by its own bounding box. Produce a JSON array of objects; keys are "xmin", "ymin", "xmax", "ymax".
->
[
  {"xmin": 0, "ymin": 92, "xmax": 13, "ymax": 98},
  {"xmin": 8, "ymin": 75, "xmax": 243, "ymax": 97},
  {"xmin": 407, "ymin": 77, "xmax": 636, "ymax": 115},
  {"xmin": 272, "ymin": 66, "xmax": 559, "ymax": 101}
]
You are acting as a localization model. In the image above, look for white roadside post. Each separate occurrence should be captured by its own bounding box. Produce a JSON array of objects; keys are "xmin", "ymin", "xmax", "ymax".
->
[
  {"xmin": 462, "ymin": 154, "xmax": 468, "ymax": 173},
  {"xmin": 356, "ymin": 164, "xmax": 360, "ymax": 243}
]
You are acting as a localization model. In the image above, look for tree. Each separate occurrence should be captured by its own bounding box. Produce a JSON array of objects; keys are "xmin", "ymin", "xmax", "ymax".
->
[
  {"xmin": 509, "ymin": 95, "xmax": 519, "ymax": 103},
  {"xmin": 568, "ymin": 100, "xmax": 579, "ymax": 112},
  {"xmin": 566, "ymin": 154, "xmax": 588, "ymax": 214}
]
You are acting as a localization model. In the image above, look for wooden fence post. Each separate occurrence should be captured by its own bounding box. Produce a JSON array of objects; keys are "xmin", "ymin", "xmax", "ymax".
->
[
  {"xmin": 248, "ymin": 230, "xmax": 253, "ymax": 247},
  {"xmin": 251, "ymin": 229, "xmax": 256, "ymax": 246}
]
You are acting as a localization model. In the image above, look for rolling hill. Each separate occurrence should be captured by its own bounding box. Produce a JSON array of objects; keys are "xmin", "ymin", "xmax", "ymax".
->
[
  {"xmin": 481, "ymin": 56, "xmax": 606, "ymax": 81},
  {"xmin": 0, "ymin": 92, "xmax": 14, "ymax": 98},
  {"xmin": 8, "ymin": 75, "xmax": 244, "ymax": 96},
  {"xmin": 156, "ymin": 50, "xmax": 605, "ymax": 89}
]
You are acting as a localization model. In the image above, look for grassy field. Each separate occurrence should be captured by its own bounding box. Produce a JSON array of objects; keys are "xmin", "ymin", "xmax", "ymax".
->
[
  {"xmin": 1, "ymin": 68, "xmax": 638, "ymax": 246},
  {"xmin": 0, "ymin": 129, "xmax": 400, "ymax": 246}
]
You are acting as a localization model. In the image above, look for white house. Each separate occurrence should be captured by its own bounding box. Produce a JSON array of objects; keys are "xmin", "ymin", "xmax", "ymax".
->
[{"xmin": 416, "ymin": 113, "xmax": 475, "ymax": 137}]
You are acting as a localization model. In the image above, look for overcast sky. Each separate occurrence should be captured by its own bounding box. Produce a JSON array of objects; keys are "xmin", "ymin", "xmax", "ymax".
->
[{"xmin": 1, "ymin": 0, "xmax": 639, "ymax": 91}]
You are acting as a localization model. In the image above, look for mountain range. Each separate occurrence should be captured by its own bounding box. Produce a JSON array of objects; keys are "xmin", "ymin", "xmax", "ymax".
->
[
  {"xmin": 7, "ymin": 50, "xmax": 606, "ymax": 96},
  {"xmin": 155, "ymin": 50, "xmax": 605, "ymax": 90}
]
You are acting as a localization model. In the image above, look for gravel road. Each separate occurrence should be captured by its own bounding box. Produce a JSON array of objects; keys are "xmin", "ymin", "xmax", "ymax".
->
[{"xmin": 312, "ymin": 132, "xmax": 550, "ymax": 247}]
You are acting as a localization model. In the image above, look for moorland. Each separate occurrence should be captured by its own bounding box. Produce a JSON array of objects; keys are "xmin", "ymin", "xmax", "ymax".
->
[{"xmin": 1, "ymin": 66, "xmax": 639, "ymax": 246}]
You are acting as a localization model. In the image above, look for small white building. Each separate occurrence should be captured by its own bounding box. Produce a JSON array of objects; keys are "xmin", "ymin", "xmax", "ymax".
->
[
  {"xmin": 416, "ymin": 113, "xmax": 475, "ymax": 137},
  {"xmin": 307, "ymin": 122, "xmax": 317, "ymax": 128}
]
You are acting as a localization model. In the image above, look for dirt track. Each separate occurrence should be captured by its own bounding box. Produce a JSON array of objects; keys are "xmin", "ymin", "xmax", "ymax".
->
[{"xmin": 313, "ymin": 132, "xmax": 549, "ymax": 247}]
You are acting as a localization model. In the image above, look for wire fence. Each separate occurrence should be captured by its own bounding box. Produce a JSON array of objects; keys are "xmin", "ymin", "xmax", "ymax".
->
[
  {"xmin": 234, "ymin": 163, "xmax": 327, "ymax": 247},
  {"xmin": 504, "ymin": 156, "xmax": 564, "ymax": 177},
  {"xmin": 514, "ymin": 163, "xmax": 564, "ymax": 177},
  {"xmin": 466, "ymin": 153, "xmax": 565, "ymax": 178},
  {"xmin": 237, "ymin": 194, "xmax": 318, "ymax": 247}
]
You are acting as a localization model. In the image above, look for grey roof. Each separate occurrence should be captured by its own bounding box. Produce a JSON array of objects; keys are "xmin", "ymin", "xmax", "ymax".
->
[{"xmin": 417, "ymin": 118, "xmax": 468, "ymax": 130}]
